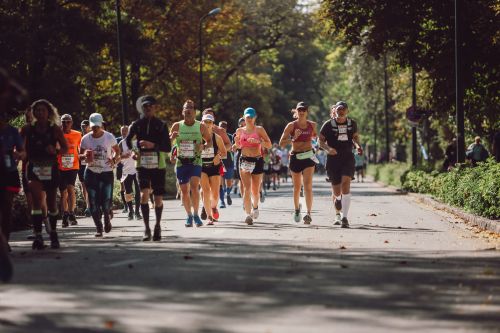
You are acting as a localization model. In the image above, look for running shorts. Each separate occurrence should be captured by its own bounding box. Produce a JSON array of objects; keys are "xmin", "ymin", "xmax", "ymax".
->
[
  {"xmin": 326, "ymin": 154, "xmax": 355, "ymax": 185},
  {"xmin": 123, "ymin": 174, "xmax": 139, "ymax": 195},
  {"xmin": 202, "ymin": 163, "xmax": 221, "ymax": 177},
  {"xmin": 239, "ymin": 156, "xmax": 264, "ymax": 175},
  {"xmin": 176, "ymin": 165, "xmax": 202, "ymax": 185},
  {"xmin": 59, "ymin": 169, "xmax": 78, "ymax": 190},
  {"xmin": 289, "ymin": 153, "xmax": 316, "ymax": 173},
  {"xmin": 26, "ymin": 162, "xmax": 60, "ymax": 191},
  {"xmin": 137, "ymin": 168, "xmax": 166, "ymax": 195}
]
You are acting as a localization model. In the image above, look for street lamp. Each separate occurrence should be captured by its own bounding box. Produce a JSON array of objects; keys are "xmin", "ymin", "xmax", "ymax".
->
[{"xmin": 199, "ymin": 7, "xmax": 221, "ymax": 111}]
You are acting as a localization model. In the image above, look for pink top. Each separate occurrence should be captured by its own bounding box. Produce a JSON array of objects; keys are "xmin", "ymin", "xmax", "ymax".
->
[
  {"xmin": 239, "ymin": 128, "xmax": 261, "ymax": 148},
  {"xmin": 292, "ymin": 121, "xmax": 314, "ymax": 142}
]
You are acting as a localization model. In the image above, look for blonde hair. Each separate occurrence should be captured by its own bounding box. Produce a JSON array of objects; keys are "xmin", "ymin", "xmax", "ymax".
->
[{"xmin": 30, "ymin": 99, "xmax": 61, "ymax": 126}]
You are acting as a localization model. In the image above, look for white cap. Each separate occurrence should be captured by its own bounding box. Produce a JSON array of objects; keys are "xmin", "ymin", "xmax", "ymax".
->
[
  {"xmin": 89, "ymin": 113, "xmax": 104, "ymax": 127},
  {"xmin": 202, "ymin": 114, "xmax": 215, "ymax": 122}
]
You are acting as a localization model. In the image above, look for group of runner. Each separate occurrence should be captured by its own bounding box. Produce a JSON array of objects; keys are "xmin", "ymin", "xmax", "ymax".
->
[{"xmin": 1, "ymin": 94, "xmax": 363, "ymax": 257}]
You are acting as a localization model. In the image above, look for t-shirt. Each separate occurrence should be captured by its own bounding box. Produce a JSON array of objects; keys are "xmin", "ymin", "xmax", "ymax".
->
[
  {"xmin": 119, "ymin": 139, "xmax": 137, "ymax": 177},
  {"xmin": 58, "ymin": 130, "xmax": 81, "ymax": 171},
  {"xmin": 80, "ymin": 131, "xmax": 117, "ymax": 173},
  {"xmin": 0, "ymin": 125, "xmax": 23, "ymax": 172},
  {"xmin": 320, "ymin": 118, "xmax": 358, "ymax": 155}
]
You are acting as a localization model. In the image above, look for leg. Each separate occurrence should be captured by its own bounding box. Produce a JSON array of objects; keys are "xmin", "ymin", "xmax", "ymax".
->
[
  {"xmin": 340, "ymin": 175, "xmax": 352, "ymax": 219},
  {"xmin": 200, "ymin": 173, "xmax": 212, "ymax": 219},
  {"xmin": 210, "ymin": 175, "xmax": 221, "ymax": 209},
  {"xmin": 302, "ymin": 166, "xmax": 315, "ymax": 214},
  {"xmin": 190, "ymin": 176, "xmax": 201, "ymax": 215},
  {"xmin": 250, "ymin": 174, "xmax": 263, "ymax": 209},
  {"xmin": 291, "ymin": 171, "xmax": 302, "ymax": 211},
  {"xmin": 240, "ymin": 170, "xmax": 252, "ymax": 215},
  {"xmin": 180, "ymin": 183, "xmax": 192, "ymax": 215}
]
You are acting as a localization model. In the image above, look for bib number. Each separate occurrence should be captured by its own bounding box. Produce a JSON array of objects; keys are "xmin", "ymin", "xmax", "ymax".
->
[
  {"xmin": 201, "ymin": 147, "xmax": 214, "ymax": 159},
  {"xmin": 179, "ymin": 141, "xmax": 195, "ymax": 158},
  {"xmin": 140, "ymin": 152, "xmax": 159, "ymax": 169},
  {"xmin": 62, "ymin": 154, "xmax": 75, "ymax": 168},
  {"xmin": 33, "ymin": 165, "xmax": 52, "ymax": 180},
  {"xmin": 240, "ymin": 160, "xmax": 256, "ymax": 173},
  {"xmin": 338, "ymin": 125, "xmax": 348, "ymax": 141}
]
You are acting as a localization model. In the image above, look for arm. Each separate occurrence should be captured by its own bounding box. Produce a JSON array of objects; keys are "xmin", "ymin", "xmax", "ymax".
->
[
  {"xmin": 319, "ymin": 134, "xmax": 337, "ymax": 156},
  {"xmin": 159, "ymin": 122, "xmax": 172, "ymax": 153},
  {"xmin": 257, "ymin": 126, "xmax": 272, "ymax": 149},
  {"xmin": 169, "ymin": 122, "xmax": 180, "ymax": 141},
  {"xmin": 125, "ymin": 122, "xmax": 137, "ymax": 149},
  {"xmin": 279, "ymin": 123, "xmax": 294, "ymax": 148},
  {"xmin": 232, "ymin": 128, "xmax": 242, "ymax": 151},
  {"xmin": 311, "ymin": 121, "xmax": 318, "ymax": 139},
  {"xmin": 54, "ymin": 126, "xmax": 68, "ymax": 155}
]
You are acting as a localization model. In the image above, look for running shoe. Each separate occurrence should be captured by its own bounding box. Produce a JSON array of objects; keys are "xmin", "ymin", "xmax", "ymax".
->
[
  {"xmin": 128, "ymin": 211, "xmax": 134, "ymax": 221},
  {"xmin": 251, "ymin": 207, "xmax": 259, "ymax": 220},
  {"xmin": 185, "ymin": 215, "xmax": 194, "ymax": 228},
  {"xmin": 200, "ymin": 207, "xmax": 207, "ymax": 220},
  {"xmin": 122, "ymin": 207, "xmax": 128, "ymax": 213},
  {"xmin": 84, "ymin": 208, "xmax": 91, "ymax": 217},
  {"xmin": 212, "ymin": 208, "xmax": 220, "ymax": 220},
  {"xmin": 341, "ymin": 217, "xmax": 350, "ymax": 228},
  {"xmin": 334, "ymin": 213, "xmax": 342, "ymax": 225},
  {"xmin": 32, "ymin": 235, "xmax": 44, "ymax": 250},
  {"xmin": 193, "ymin": 215, "xmax": 203, "ymax": 227},
  {"xmin": 104, "ymin": 214, "xmax": 112, "ymax": 233},
  {"xmin": 219, "ymin": 201, "xmax": 226, "ymax": 209},
  {"xmin": 207, "ymin": 216, "xmax": 215, "ymax": 226},
  {"xmin": 245, "ymin": 215, "xmax": 253, "ymax": 225},
  {"xmin": 69, "ymin": 213, "xmax": 78, "ymax": 226},
  {"xmin": 95, "ymin": 225, "xmax": 103, "ymax": 237},
  {"xmin": 303, "ymin": 214, "xmax": 312, "ymax": 225},
  {"xmin": 335, "ymin": 198, "xmax": 342, "ymax": 212},
  {"xmin": 49, "ymin": 231, "xmax": 60, "ymax": 249},
  {"xmin": 227, "ymin": 194, "xmax": 232, "ymax": 205},
  {"xmin": 135, "ymin": 212, "xmax": 142, "ymax": 220},
  {"xmin": 62, "ymin": 213, "xmax": 69, "ymax": 228},
  {"xmin": 153, "ymin": 225, "xmax": 161, "ymax": 241},
  {"xmin": 293, "ymin": 210, "xmax": 301, "ymax": 223},
  {"xmin": 273, "ymin": 184, "xmax": 276, "ymax": 191},
  {"xmin": 143, "ymin": 228, "xmax": 152, "ymax": 241}
]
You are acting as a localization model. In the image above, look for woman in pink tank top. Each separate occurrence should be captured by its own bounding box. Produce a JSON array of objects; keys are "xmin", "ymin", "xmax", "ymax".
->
[
  {"xmin": 278, "ymin": 101, "xmax": 318, "ymax": 224},
  {"xmin": 233, "ymin": 107, "xmax": 272, "ymax": 226}
]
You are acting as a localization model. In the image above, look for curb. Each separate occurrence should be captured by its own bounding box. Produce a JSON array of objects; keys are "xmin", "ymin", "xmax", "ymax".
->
[{"xmin": 408, "ymin": 192, "xmax": 500, "ymax": 234}]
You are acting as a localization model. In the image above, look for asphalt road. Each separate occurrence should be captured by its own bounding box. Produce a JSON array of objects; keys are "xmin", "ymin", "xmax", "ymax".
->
[{"xmin": 1, "ymin": 175, "xmax": 499, "ymax": 333}]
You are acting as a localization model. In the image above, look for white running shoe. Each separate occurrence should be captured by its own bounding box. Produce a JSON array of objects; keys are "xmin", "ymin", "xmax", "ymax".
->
[
  {"xmin": 293, "ymin": 211, "xmax": 301, "ymax": 223},
  {"xmin": 251, "ymin": 207, "xmax": 259, "ymax": 219},
  {"xmin": 334, "ymin": 213, "xmax": 342, "ymax": 225}
]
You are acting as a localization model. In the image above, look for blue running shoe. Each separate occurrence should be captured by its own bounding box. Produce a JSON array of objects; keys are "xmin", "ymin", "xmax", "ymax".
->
[
  {"xmin": 185, "ymin": 215, "xmax": 194, "ymax": 228},
  {"xmin": 193, "ymin": 215, "xmax": 203, "ymax": 227}
]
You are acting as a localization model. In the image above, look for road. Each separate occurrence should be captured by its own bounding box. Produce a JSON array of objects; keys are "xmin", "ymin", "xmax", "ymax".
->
[{"xmin": 1, "ymin": 175, "xmax": 499, "ymax": 333}]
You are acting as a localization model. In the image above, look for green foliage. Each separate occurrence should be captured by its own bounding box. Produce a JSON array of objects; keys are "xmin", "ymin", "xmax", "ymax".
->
[{"xmin": 367, "ymin": 162, "xmax": 409, "ymax": 188}]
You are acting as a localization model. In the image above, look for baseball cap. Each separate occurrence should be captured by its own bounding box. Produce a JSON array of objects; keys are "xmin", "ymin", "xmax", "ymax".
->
[
  {"xmin": 202, "ymin": 114, "xmax": 215, "ymax": 122},
  {"xmin": 334, "ymin": 101, "xmax": 348, "ymax": 109},
  {"xmin": 61, "ymin": 114, "xmax": 72, "ymax": 121},
  {"xmin": 238, "ymin": 117, "xmax": 245, "ymax": 124},
  {"xmin": 141, "ymin": 95, "xmax": 157, "ymax": 106},
  {"xmin": 89, "ymin": 113, "xmax": 104, "ymax": 127},
  {"xmin": 296, "ymin": 101, "xmax": 308, "ymax": 109},
  {"xmin": 81, "ymin": 120, "xmax": 89, "ymax": 127},
  {"xmin": 243, "ymin": 107, "xmax": 256, "ymax": 118}
]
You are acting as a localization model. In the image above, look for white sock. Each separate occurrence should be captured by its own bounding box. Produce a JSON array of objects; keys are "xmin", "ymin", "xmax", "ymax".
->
[{"xmin": 341, "ymin": 193, "xmax": 351, "ymax": 218}]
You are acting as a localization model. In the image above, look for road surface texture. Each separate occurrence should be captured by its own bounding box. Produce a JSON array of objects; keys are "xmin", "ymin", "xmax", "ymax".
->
[{"xmin": 1, "ymin": 176, "xmax": 499, "ymax": 333}]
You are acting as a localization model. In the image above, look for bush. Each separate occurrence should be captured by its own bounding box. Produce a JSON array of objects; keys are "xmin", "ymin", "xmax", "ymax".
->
[{"xmin": 367, "ymin": 162, "xmax": 409, "ymax": 188}]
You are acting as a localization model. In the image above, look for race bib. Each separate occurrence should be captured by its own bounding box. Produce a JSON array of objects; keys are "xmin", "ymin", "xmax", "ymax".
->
[
  {"xmin": 272, "ymin": 164, "xmax": 281, "ymax": 171},
  {"xmin": 179, "ymin": 141, "xmax": 195, "ymax": 158},
  {"xmin": 33, "ymin": 164, "xmax": 52, "ymax": 180},
  {"xmin": 240, "ymin": 160, "xmax": 256, "ymax": 173},
  {"xmin": 91, "ymin": 154, "xmax": 106, "ymax": 169},
  {"xmin": 263, "ymin": 163, "xmax": 269, "ymax": 171},
  {"xmin": 296, "ymin": 150, "xmax": 314, "ymax": 160},
  {"xmin": 140, "ymin": 152, "xmax": 159, "ymax": 169},
  {"xmin": 61, "ymin": 154, "xmax": 75, "ymax": 168},
  {"xmin": 201, "ymin": 147, "xmax": 214, "ymax": 159},
  {"xmin": 338, "ymin": 125, "xmax": 348, "ymax": 141}
]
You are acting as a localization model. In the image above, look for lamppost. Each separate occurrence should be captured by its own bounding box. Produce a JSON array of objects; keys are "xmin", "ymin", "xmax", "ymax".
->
[
  {"xmin": 115, "ymin": 0, "xmax": 128, "ymax": 125},
  {"xmin": 455, "ymin": 0, "xmax": 465, "ymax": 162},
  {"xmin": 199, "ymin": 7, "xmax": 221, "ymax": 111}
]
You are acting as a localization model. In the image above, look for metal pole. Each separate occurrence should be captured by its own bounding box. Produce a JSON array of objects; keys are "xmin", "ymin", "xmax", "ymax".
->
[
  {"xmin": 383, "ymin": 54, "xmax": 390, "ymax": 162},
  {"xmin": 455, "ymin": 0, "xmax": 465, "ymax": 162},
  {"xmin": 373, "ymin": 111, "xmax": 377, "ymax": 163},
  {"xmin": 116, "ymin": 0, "xmax": 128, "ymax": 125},
  {"xmin": 199, "ymin": 19, "xmax": 204, "ymax": 112},
  {"xmin": 412, "ymin": 66, "xmax": 418, "ymax": 166}
]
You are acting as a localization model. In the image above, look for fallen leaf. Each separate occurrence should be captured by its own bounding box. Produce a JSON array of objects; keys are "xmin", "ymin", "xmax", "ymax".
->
[
  {"xmin": 399, "ymin": 261, "xmax": 407, "ymax": 265},
  {"xmin": 340, "ymin": 246, "xmax": 347, "ymax": 250},
  {"xmin": 340, "ymin": 264, "xmax": 349, "ymax": 269},
  {"xmin": 397, "ymin": 226, "xmax": 402, "ymax": 229},
  {"xmin": 369, "ymin": 213, "xmax": 377, "ymax": 216},
  {"xmin": 104, "ymin": 320, "xmax": 115, "ymax": 329},
  {"xmin": 184, "ymin": 255, "xmax": 194, "ymax": 260},
  {"xmin": 384, "ymin": 240, "xmax": 389, "ymax": 244}
]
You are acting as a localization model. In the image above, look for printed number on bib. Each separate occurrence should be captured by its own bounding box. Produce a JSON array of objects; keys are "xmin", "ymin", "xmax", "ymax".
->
[
  {"xmin": 179, "ymin": 141, "xmax": 195, "ymax": 158},
  {"xmin": 240, "ymin": 160, "xmax": 256, "ymax": 173},
  {"xmin": 140, "ymin": 152, "xmax": 159, "ymax": 169},
  {"xmin": 338, "ymin": 125, "xmax": 348, "ymax": 141},
  {"xmin": 33, "ymin": 165, "xmax": 52, "ymax": 180},
  {"xmin": 61, "ymin": 154, "xmax": 75, "ymax": 168},
  {"xmin": 201, "ymin": 147, "xmax": 214, "ymax": 159}
]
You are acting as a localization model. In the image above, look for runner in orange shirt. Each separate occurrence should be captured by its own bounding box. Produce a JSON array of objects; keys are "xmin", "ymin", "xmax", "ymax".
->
[{"xmin": 57, "ymin": 114, "xmax": 82, "ymax": 227}]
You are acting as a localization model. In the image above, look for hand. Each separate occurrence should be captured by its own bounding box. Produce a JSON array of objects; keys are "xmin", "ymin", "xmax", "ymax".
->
[
  {"xmin": 106, "ymin": 157, "xmax": 115, "ymax": 167},
  {"xmin": 131, "ymin": 152, "xmax": 138, "ymax": 160},
  {"xmin": 169, "ymin": 154, "xmax": 176, "ymax": 163},
  {"xmin": 357, "ymin": 147, "xmax": 363, "ymax": 156},
  {"xmin": 13, "ymin": 151, "xmax": 24, "ymax": 161},
  {"xmin": 231, "ymin": 143, "xmax": 239, "ymax": 152},
  {"xmin": 170, "ymin": 131, "xmax": 179, "ymax": 140},
  {"xmin": 213, "ymin": 154, "xmax": 221, "ymax": 165},
  {"xmin": 139, "ymin": 140, "xmax": 154, "ymax": 149},
  {"xmin": 46, "ymin": 145, "xmax": 56, "ymax": 154},
  {"xmin": 327, "ymin": 147, "xmax": 338, "ymax": 156},
  {"xmin": 196, "ymin": 143, "xmax": 204, "ymax": 153}
]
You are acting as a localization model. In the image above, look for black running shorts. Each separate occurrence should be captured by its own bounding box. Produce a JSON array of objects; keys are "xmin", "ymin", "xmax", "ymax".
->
[
  {"xmin": 326, "ymin": 154, "xmax": 355, "ymax": 185},
  {"xmin": 137, "ymin": 168, "xmax": 166, "ymax": 196}
]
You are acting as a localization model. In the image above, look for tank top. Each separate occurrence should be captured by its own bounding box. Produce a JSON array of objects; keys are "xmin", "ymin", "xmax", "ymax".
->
[
  {"xmin": 176, "ymin": 120, "xmax": 203, "ymax": 167},
  {"xmin": 58, "ymin": 130, "xmax": 81, "ymax": 170},
  {"xmin": 292, "ymin": 121, "xmax": 313, "ymax": 142},
  {"xmin": 26, "ymin": 124, "xmax": 58, "ymax": 162},
  {"xmin": 239, "ymin": 127, "xmax": 261, "ymax": 148},
  {"xmin": 201, "ymin": 133, "xmax": 219, "ymax": 166}
]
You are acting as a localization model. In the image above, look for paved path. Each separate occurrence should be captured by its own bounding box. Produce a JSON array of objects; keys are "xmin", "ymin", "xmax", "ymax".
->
[{"xmin": 1, "ymin": 176, "xmax": 499, "ymax": 333}]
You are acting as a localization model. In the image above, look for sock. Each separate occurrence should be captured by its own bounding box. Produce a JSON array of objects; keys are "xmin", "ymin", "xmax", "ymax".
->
[
  {"xmin": 120, "ymin": 191, "xmax": 126, "ymax": 206},
  {"xmin": 219, "ymin": 186, "xmax": 225, "ymax": 203},
  {"xmin": 48, "ymin": 212, "xmax": 58, "ymax": 232},
  {"xmin": 31, "ymin": 211, "xmax": 43, "ymax": 234},
  {"xmin": 127, "ymin": 201, "xmax": 134, "ymax": 214},
  {"xmin": 226, "ymin": 186, "xmax": 232, "ymax": 195},
  {"xmin": 141, "ymin": 204, "xmax": 150, "ymax": 229},
  {"xmin": 155, "ymin": 206, "xmax": 163, "ymax": 225},
  {"xmin": 341, "ymin": 193, "xmax": 351, "ymax": 218}
]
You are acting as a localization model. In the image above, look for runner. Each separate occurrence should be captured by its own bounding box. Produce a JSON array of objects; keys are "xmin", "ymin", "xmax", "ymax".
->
[
  {"xmin": 116, "ymin": 126, "xmax": 128, "ymax": 213},
  {"xmin": 21, "ymin": 99, "xmax": 68, "ymax": 249},
  {"xmin": 354, "ymin": 148, "xmax": 365, "ymax": 182},
  {"xmin": 79, "ymin": 113, "xmax": 120, "ymax": 237},
  {"xmin": 58, "ymin": 114, "xmax": 81, "ymax": 227},
  {"xmin": 218, "ymin": 121, "xmax": 234, "ymax": 208},
  {"xmin": 271, "ymin": 144, "xmax": 282, "ymax": 190},
  {"xmin": 170, "ymin": 100, "xmax": 211, "ymax": 227},
  {"xmin": 232, "ymin": 117, "xmax": 246, "ymax": 198},
  {"xmin": 200, "ymin": 114, "xmax": 227, "ymax": 224},
  {"xmin": 279, "ymin": 101, "xmax": 318, "ymax": 224},
  {"xmin": 279, "ymin": 144, "xmax": 290, "ymax": 184},
  {"xmin": 118, "ymin": 131, "xmax": 142, "ymax": 221},
  {"xmin": 233, "ymin": 107, "xmax": 272, "ymax": 225},
  {"xmin": 319, "ymin": 101, "xmax": 362, "ymax": 228},
  {"xmin": 125, "ymin": 95, "xmax": 171, "ymax": 241},
  {"xmin": 78, "ymin": 120, "xmax": 91, "ymax": 217}
]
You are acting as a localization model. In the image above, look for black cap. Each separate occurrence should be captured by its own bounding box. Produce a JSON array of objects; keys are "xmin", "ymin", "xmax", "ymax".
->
[
  {"xmin": 140, "ymin": 95, "xmax": 157, "ymax": 106},
  {"xmin": 296, "ymin": 101, "xmax": 308, "ymax": 109},
  {"xmin": 335, "ymin": 101, "xmax": 348, "ymax": 109},
  {"xmin": 81, "ymin": 120, "xmax": 90, "ymax": 127}
]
